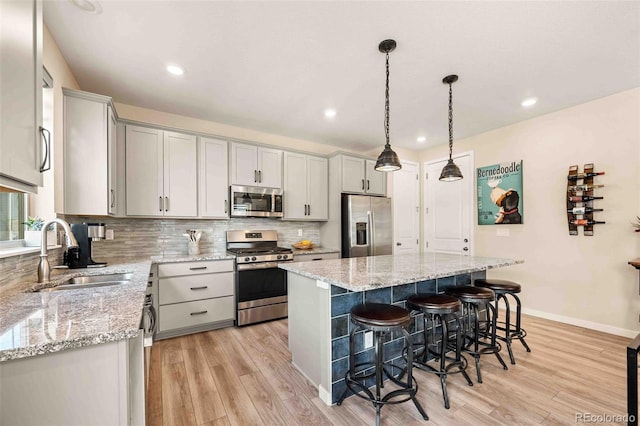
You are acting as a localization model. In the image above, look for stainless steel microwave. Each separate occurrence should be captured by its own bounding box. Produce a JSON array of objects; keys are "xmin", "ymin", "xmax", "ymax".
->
[{"xmin": 229, "ymin": 185, "xmax": 284, "ymax": 218}]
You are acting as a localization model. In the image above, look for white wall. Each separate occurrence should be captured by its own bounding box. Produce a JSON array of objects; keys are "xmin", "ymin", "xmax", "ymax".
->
[{"xmin": 420, "ymin": 88, "xmax": 640, "ymax": 336}]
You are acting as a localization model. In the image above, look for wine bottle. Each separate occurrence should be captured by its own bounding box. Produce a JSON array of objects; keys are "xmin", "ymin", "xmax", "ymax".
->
[
  {"xmin": 567, "ymin": 184, "xmax": 604, "ymax": 191},
  {"xmin": 568, "ymin": 195, "xmax": 603, "ymax": 202},
  {"xmin": 567, "ymin": 171, "xmax": 605, "ymax": 181},
  {"xmin": 567, "ymin": 207, "xmax": 604, "ymax": 214},
  {"xmin": 570, "ymin": 219, "xmax": 605, "ymax": 226}
]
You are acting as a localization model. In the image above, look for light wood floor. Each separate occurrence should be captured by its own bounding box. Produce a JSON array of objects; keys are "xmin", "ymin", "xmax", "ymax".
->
[{"xmin": 146, "ymin": 314, "xmax": 633, "ymax": 425}]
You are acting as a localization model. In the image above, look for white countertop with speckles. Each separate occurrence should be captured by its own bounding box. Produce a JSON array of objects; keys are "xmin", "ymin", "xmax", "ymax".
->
[
  {"xmin": 279, "ymin": 252, "xmax": 522, "ymax": 292},
  {"xmin": 0, "ymin": 251, "xmax": 234, "ymax": 362}
]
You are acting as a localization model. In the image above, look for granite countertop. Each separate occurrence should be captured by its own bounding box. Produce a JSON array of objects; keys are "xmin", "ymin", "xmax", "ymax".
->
[
  {"xmin": 292, "ymin": 247, "xmax": 340, "ymax": 256},
  {"xmin": 279, "ymin": 252, "xmax": 522, "ymax": 292},
  {"xmin": 0, "ymin": 251, "xmax": 234, "ymax": 362}
]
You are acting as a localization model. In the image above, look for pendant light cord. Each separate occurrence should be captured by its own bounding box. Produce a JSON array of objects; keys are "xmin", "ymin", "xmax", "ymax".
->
[
  {"xmin": 448, "ymin": 81, "xmax": 454, "ymax": 160},
  {"xmin": 384, "ymin": 51, "xmax": 390, "ymax": 148}
]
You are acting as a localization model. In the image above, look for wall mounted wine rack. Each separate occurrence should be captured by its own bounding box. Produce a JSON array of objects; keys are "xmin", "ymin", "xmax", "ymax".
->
[{"xmin": 567, "ymin": 163, "xmax": 604, "ymax": 236}]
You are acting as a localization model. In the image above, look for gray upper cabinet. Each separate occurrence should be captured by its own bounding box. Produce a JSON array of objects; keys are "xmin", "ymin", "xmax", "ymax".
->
[
  {"xmin": 340, "ymin": 155, "xmax": 386, "ymax": 196},
  {"xmin": 230, "ymin": 142, "xmax": 282, "ymax": 188},
  {"xmin": 283, "ymin": 152, "xmax": 328, "ymax": 220},
  {"xmin": 62, "ymin": 89, "xmax": 119, "ymax": 216},
  {"xmin": 0, "ymin": 0, "xmax": 43, "ymax": 192}
]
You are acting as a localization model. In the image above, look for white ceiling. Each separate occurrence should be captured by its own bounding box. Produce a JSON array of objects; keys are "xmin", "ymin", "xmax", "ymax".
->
[{"xmin": 44, "ymin": 1, "xmax": 640, "ymax": 153}]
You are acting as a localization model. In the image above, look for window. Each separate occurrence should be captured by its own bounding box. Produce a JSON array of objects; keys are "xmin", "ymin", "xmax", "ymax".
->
[{"xmin": 0, "ymin": 192, "xmax": 26, "ymax": 241}]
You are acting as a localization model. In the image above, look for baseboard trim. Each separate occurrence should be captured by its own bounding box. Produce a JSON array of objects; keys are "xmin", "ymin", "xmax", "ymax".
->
[{"xmin": 522, "ymin": 307, "xmax": 638, "ymax": 338}]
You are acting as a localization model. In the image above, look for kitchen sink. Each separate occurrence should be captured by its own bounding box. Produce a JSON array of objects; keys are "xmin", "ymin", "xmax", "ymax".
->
[
  {"xmin": 36, "ymin": 273, "xmax": 133, "ymax": 292},
  {"xmin": 63, "ymin": 273, "xmax": 133, "ymax": 285}
]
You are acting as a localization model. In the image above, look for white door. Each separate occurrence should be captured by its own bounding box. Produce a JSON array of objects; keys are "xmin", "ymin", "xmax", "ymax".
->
[
  {"xmin": 424, "ymin": 152, "xmax": 474, "ymax": 255},
  {"xmin": 283, "ymin": 151, "xmax": 307, "ymax": 219},
  {"xmin": 365, "ymin": 159, "xmax": 386, "ymax": 195},
  {"xmin": 163, "ymin": 131, "xmax": 197, "ymax": 217},
  {"xmin": 198, "ymin": 137, "xmax": 228, "ymax": 218},
  {"xmin": 257, "ymin": 147, "xmax": 282, "ymax": 188},
  {"xmin": 230, "ymin": 142, "xmax": 258, "ymax": 186},
  {"xmin": 126, "ymin": 125, "xmax": 163, "ymax": 216},
  {"xmin": 306, "ymin": 155, "xmax": 328, "ymax": 220},
  {"xmin": 393, "ymin": 161, "xmax": 419, "ymax": 254},
  {"xmin": 342, "ymin": 155, "xmax": 365, "ymax": 193}
]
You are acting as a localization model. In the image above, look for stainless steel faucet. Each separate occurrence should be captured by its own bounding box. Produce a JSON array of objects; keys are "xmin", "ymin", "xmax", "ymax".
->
[{"xmin": 37, "ymin": 218, "xmax": 79, "ymax": 283}]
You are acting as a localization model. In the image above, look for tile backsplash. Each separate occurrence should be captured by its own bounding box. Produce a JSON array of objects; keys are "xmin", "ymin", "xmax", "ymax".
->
[
  {"xmin": 61, "ymin": 216, "xmax": 323, "ymax": 263},
  {"xmin": 0, "ymin": 216, "xmax": 323, "ymax": 288}
]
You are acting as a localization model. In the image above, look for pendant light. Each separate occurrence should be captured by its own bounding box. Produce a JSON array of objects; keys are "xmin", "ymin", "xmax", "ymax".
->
[
  {"xmin": 439, "ymin": 74, "xmax": 463, "ymax": 181},
  {"xmin": 374, "ymin": 39, "xmax": 402, "ymax": 172}
]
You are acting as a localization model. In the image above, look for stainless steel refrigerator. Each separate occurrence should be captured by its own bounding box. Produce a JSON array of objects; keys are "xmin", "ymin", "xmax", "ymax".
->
[{"xmin": 341, "ymin": 194, "xmax": 392, "ymax": 258}]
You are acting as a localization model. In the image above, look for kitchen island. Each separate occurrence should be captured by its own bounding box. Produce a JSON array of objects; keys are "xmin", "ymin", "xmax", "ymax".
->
[{"xmin": 279, "ymin": 252, "xmax": 521, "ymax": 406}]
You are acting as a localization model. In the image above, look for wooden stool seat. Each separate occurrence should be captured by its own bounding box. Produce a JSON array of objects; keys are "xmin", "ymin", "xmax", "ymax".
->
[
  {"xmin": 445, "ymin": 286, "xmax": 495, "ymax": 303},
  {"xmin": 408, "ymin": 294, "xmax": 461, "ymax": 315},
  {"xmin": 350, "ymin": 303, "xmax": 411, "ymax": 328},
  {"xmin": 474, "ymin": 278, "xmax": 521, "ymax": 294}
]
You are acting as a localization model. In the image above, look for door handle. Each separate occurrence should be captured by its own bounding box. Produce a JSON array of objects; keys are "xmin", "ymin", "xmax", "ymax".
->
[
  {"xmin": 258, "ymin": 170, "xmax": 262, "ymax": 183},
  {"xmin": 165, "ymin": 196, "xmax": 169, "ymax": 212},
  {"xmin": 304, "ymin": 204, "xmax": 307, "ymax": 216},
  {"xmin": 367, "ymin": 180, "xmax": 370, "ymax": 190},
  {"xmin": 190, "ymin": 311, "xmax": 208, "ymax": 316},
  {"xmin": 463, "ymin": 247, "xmax": 469, "ymax": 251},
  {"xmin": 254, "ymin": 170, "xmax": 257, "ymax": 182},
  {"xmin": 190, "ymin": 286, "xmax": 208, "ymax": 290},
  {"xmin": 189, "ymin": 266, "xmax": 208, "ymax": 271},
  {"xmin": 39, "ymin": 127, "xmax": 51, "ymax": 172},
  {"xmin": 362, "ymin": 179, "xmax": 365, "ymax": 190},
  {"xmin": 396, "ymin": 242, "xmax": 402, "ymax": 246},
  {"xmin": 110, "ymin": 189, "xmax": 115, "ymax": 208},
  {"xmin": 307, "ymin": 204, "xmax": 311, "ymax": 216},
  {"xmin": 159, "ymin": 197, "xmax": 163, "ymax": 212},
  {"xmin": 224, "ymin": 199, "xmax": 228, "ymax": 214},
  {"xmin": 464, "ymin": 238, "xmax": 469, "ymax": 243}
]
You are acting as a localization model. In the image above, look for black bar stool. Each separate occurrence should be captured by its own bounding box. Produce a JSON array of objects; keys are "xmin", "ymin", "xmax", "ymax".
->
[
  {"xmin": 474, "ymin": 278, "xmax": 531, "ymax": 364},
  {"xmin": 407, "ymin": 294, "xmax": 473, "ymax": 409},
  {"xmin": 337, "ymin": 303, "xmax": 428, "ymax": 426},
  {"xmin": 445, "ymin": 286, "xmax": 508, "ymax": 383}
]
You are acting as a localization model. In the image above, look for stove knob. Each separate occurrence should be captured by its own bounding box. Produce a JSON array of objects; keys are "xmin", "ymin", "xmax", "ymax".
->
[
  {"xmin": 251, "ymin": 256, "xmax": 257, "ymax": 261},
  {"xmin": 282, "ymin": 254, "xmax": 288, "ymax": 259},
  {"xmin": 244, "ymin": 257, "xmax": 250, "ymax": 262},
  {"xmin": 277, "ymin": 255, "xmax": 282, "ymax": 260}
]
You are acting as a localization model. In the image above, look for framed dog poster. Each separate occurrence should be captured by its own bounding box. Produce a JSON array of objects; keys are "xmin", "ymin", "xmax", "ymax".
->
[{"xmin": 477, "ymin": 160, "xmax": 523, "ymax": 225}]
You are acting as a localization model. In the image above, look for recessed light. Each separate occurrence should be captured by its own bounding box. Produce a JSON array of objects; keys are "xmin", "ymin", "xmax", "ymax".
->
[
  {"xmin": 69, "ymin": 0, "xmax": 102, "ymax": 14},
  {"xmin": 521, "ymin": 97, "xmax": 537, "ymax": 107},
  {"xmin": 416, "ymin": 136, "xmax": 426, "ymax": 143},
  {"xmin": 324, "ymin": 109, "xmax": 337, "ymax": 118},
  {"xmin": 166, "ymin": 65, "xmax": 184, "ymax": 76}
]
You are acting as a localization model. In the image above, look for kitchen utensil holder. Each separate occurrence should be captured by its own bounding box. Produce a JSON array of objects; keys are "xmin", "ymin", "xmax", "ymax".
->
[{"xmin": 188, "ymin": 241, "xmax": 200, "ymax": 256}]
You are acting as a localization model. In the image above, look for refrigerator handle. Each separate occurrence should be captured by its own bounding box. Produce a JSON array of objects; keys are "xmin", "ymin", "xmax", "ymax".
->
[{"xmin": 368, "ymin": 210, "xmax": 374, "ymax": 256}]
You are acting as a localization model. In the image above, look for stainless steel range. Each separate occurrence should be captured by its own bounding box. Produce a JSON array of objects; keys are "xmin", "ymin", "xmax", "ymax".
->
[{"xmin": 226, "ymin": 230, "xmax": 293, "ymax": 326}]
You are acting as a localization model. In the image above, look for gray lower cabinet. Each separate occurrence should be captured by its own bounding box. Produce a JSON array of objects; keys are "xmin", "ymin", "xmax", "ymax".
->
[
  {"xmin": 0, "ymin": 335, "xmax": 144, "ymax": 425},
  {"xmin": 156, "ymin": 259, "xmax": 235, "ymax": 339}
]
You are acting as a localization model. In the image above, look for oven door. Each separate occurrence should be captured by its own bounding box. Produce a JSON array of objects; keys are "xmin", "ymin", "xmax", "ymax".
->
[{"xmin": 236, "ymin": 262, "xmax": 287, "ymax": 307}]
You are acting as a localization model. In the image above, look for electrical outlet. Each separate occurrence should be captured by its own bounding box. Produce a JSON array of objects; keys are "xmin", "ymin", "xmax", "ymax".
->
[
  {"xmin": 364, "ymin": 331, "xmax": 373, "ymax": 349},
  {"xmin": 297, "ymin": 229, "xmax": 303, "ymax": 237},
  {"xmin": 105, "ymin": 229, "xmax": 115, "ymax": 240}
]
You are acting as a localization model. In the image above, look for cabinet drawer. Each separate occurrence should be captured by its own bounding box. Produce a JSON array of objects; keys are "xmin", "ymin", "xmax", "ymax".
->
[
  {"xmin": 159, "ymin": 272, "xmax": 234, "ymax": 305},
  {"xmin": 158, "ymin": 260, "xmax": 234, "ymax": 277},
  {"xmin": 158, "ymin": 296, "xmax": 235, "ymax": 332},
  {"xmin": 294, "ymin": 252, "xmax": 340, "ymax": 262}
]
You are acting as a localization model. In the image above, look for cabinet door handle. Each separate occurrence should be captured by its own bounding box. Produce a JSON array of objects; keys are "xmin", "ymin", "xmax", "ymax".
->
[
  {"xmin": 254, "ymin": 170, "xmax": 257, "ymax": 182},
  {"xmin": 224, "ymin": 199, "xmax": 228, "ymax": 214},
  {"xmin": 361, "ymin": 179, "xmax": 365, "ymax": 190},
  {"xmin": 189, "ymin": 266, "xmax": 208, "ymax": 271},
  {"xmin": 165, "ymin": 196, "xmax": 169, "ymax": 212},
  {"xmin": 159, "ymin": 197, "xmax": 163, "ymax": 212},
  {"xmin": 39, "ymin": 127, "xmax": 51, "ymax": 172},
  {"xmin": 367, "ymin": 180, "xmax": 370, "ymax": 190},
  {"xmin": 304, "ymin": 204, "xmax": 307, "ymax": 215},
  {"xmin": 312, "ymin": 258, "xmax": 322, "ymax": 261},
  {"xmin": 190, "ymin": 286, "xmax": 208, "ymax": 290},
  {"xmin": 110, "ymin": 189, "xmax": 115, "ymax": 208},
  {"xmin": 190, "ymin": 310, "xmax": 208, "ymax": 316},
  {"xmin": 258, "ymin": 170, "xmax": 262, "ymax": 183},
  {"xmin": 308, "ymin": 204, "xmax": 311, "ymax": 216}
]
